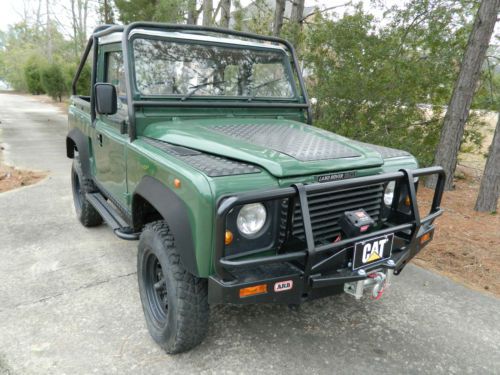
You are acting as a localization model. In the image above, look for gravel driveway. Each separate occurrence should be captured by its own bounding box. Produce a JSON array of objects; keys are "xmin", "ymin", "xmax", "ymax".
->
[{"xmin": 0, "ymin": 93, "xmax": 499, "ymax": 374}]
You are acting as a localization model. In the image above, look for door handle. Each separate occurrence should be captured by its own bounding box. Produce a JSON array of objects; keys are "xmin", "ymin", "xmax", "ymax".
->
[{"xmin": 97, "ymin": 133, "xmax": 103, "ymax": 147}]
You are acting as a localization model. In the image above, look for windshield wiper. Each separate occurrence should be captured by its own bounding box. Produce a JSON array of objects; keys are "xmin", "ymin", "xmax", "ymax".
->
[
  {"xmin": 247, "ymin": 78, "xmax": 283, "ymax": 101},
  {"xmin": 181, "ymin": 80, "xmax": 226, "ymax": 101}
]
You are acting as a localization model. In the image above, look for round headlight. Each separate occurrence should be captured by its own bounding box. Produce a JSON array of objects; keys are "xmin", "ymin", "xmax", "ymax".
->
[
  {"xmin": 384, "ymin": 181, "xmax": 396, "ymax": 206},
  {"xmin": 237, "ymin": 203, "xmax": 267, "ymax": 237}
]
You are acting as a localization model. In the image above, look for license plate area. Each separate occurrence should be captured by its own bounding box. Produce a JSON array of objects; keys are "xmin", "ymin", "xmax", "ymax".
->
[{"xmin": 352, "ymin": 233, "xmax": 394, "ymax": 270}]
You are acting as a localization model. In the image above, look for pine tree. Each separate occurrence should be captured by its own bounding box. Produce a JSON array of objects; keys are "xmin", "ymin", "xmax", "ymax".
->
[
  {"xmin": 426, "ymin": 0, "xmax": 500, "ymax": 190},
  {"xmin": 475, "ymin": 115, "xmax": 500, "ymax": 212}
]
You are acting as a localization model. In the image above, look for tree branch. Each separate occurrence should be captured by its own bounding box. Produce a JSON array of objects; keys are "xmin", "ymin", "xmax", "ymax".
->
[
  {"xmin": 212, "ymin": 1, "xmax": 223, "ymax": 23},
  {"xmin": 301, "ymin": 1, "xmax": 352, "ymax": 22},
  {"xmin": 486, "ymin": 55, "xmax": 500, "ymax": 62}
]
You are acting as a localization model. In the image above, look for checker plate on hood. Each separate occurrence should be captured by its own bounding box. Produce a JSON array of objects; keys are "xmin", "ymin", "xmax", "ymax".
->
[
  {"xmin": 210, "ymin": 124, "xmax": 362, "ymax": 162},
  {"xmin": 142, "ymin": 137, "xmax": 261, "ymax": 177},
  {"xmin": 348, "ymin": 140, "xmax": 410, "ymax": 159}
]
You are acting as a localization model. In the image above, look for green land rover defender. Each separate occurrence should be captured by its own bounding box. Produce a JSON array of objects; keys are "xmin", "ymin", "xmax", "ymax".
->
[{"xmin": 66, "ymin": 22, "xmax": 445, "ymax": 354}]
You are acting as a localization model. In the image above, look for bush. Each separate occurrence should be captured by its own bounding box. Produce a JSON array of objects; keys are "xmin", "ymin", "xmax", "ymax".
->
[
  {"xmin": 64, "ymin": 62, "xmax": 91, "ymax": 97},
  {"xmin": 40, "ymin": 63, "xmax": 67, "ymax": 101},
  {"xmin": 24, "ymin": 56, "xmax": 45, "ymax": 95}
]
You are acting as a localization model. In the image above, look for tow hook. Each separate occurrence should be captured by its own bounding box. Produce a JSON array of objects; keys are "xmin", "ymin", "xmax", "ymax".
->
[
  {"xmin": 344, "ymin": 270, "xmax": 393, "ymax": 300},
  {"xmin": 367, "ymin": 272, "xmax": 386, "ymax": 300}
]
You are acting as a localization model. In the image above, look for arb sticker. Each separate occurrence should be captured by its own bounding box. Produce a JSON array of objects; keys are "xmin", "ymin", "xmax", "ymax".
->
[{"xmin": 274, "ymin": 280, "xmax": 293, "ymax": 292}]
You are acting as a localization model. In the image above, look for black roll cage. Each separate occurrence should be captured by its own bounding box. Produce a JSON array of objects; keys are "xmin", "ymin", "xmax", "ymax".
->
[{"xmin": 72, "ymin": 22, "xmax": 312, "ymax": 141}]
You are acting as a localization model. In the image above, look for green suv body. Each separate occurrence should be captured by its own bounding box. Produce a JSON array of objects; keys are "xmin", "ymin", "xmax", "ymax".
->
[{"xmin": 67, "ymin": 23, "xmax": 445, "ymax": 353}]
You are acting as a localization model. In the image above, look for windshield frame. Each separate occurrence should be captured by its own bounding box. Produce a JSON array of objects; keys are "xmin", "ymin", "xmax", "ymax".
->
[
  {"xmin": 129, "ymin": 33, "xmax": 300, "ymax": 102},
  {"xmin": 77, "ymin": 22, "xmax": 312, "ymax": 141}
]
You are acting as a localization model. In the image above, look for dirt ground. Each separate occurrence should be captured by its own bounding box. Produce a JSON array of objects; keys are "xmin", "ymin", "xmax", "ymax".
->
[
  {"xmin": 415, "ymin": 112, "xmax": 500, "ymax": 297},
  {"xmin": 0, "ymin": 93, "xmax": 53, "ymax": 192},
  {"xmin": 415, "ymin": 177, "xmax": 500, "ymax": 297},
  {"xmin": 0, "ymin": 163, "xmax": 47, "ymax": 193}
]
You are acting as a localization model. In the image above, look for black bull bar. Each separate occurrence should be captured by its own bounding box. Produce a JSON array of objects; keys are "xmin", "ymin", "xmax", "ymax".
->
[{"xmin": 210, "ymin": 167, "xmax": 445, "ymax": 303}]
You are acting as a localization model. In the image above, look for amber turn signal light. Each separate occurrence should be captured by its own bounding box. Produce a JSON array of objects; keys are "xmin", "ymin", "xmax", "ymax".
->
[
  {"xmin": 173, "ymin": 178, "xmax": 181, "ymax": 188},
  {"xmin": 239, "ymin": 284, "xmax": 267, "ymax": 298},
  {"xmin": 420, "ymin": 232, "xmax": 432, "ymax": 245},
  {"xmin": 405, "ymin": 195, "xmax": 411, "ymax": 206},
  {"xmin": 224, "ymin": 230, "xmax": 233, "ymax": 245}
]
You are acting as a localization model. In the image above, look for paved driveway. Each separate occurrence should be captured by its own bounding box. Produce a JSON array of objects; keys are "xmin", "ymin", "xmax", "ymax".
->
[{"xmin": 0, "ymin": 93, "xmax": 499, "ymax": 374}]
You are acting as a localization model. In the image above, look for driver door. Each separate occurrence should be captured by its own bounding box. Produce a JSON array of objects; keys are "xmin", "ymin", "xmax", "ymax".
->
[{"xmin": 92, "ymin": 46, "xmax": 129, "ymax": 209}]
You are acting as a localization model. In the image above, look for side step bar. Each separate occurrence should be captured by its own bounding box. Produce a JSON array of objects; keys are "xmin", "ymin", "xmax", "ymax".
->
[{"xmin": 86, "ymin": 192, "xmax": 140, "ymax": 240}]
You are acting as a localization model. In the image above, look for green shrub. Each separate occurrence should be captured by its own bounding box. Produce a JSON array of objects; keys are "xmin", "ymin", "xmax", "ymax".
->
[
  {"xmin": 40, "ymin": 63, "xmax": 67, "ymax": 101},
  {"xmin": 24, "ymin": 56, "xmax": 45, "ymax": 94},
  {"xmin": 303, "ymin": 6, "xmax": 483, "ymax": 166},
  {"xmin": 64, "ymin": 62, "xmax": 91, "ymax": 96}
]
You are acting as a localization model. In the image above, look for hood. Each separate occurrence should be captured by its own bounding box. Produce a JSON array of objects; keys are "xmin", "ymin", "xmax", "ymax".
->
[{"xmin": 142, "ymin": 118, "xmax": 408, "ymax": 178}]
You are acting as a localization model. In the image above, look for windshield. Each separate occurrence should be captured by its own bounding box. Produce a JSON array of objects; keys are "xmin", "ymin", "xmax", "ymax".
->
[{"xmin": 132, "ymin": 37, "xmax": 296, "ymax": 99}]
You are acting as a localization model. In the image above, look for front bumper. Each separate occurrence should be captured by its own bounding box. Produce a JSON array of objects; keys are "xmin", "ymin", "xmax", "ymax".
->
[{"xmin": 208, "ymin": 167, "xmax": 445, "ymax": 305}]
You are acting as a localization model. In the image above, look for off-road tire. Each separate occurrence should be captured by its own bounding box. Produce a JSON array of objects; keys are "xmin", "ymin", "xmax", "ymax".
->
[
  {"xmin": 137, "ymin": 220, "xmax": 209, "ymax": 354},
  {"xmin": 71, "ymin": 155, "xmax": 102, "ymax": 227}
]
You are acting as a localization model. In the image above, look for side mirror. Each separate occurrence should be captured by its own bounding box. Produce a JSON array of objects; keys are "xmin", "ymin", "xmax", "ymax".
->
[{"xmin": 95, "ymin": 83, "xmax": 117, "ymax": 115}]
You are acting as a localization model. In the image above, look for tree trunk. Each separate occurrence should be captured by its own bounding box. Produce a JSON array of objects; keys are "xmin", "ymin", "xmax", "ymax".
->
[
  {"xmin": 83, "ymin": 0, "xmax": 88, "ymax": 39},
  {"xmin": 202, "ymin": 0, "xmax": 213, "ymax": 26},
  {"xmin": 103, "ymin": 0, "xmax": 112, "ymax": 23},
  {"xmin": 475, "ymin": 114, "xmax": 500, "ymax": 212},
  {"xmin": 70, "ymin": 0, "xmax": 90, "ymax": 58},
  {"xmin": 77, "ymin": 0, "xmax": 87, "ymax": 50},
  {"xmin": 104, "ymin": 0, "xmax": 109, "ymax": 23},
  {"xmin": 426, "ymin": 0, "xmax": 500, "ymax": 190},
  {"xmin": 36, "ymin": 0, "xmax": 43, "ymax": 29},
  {"xmin": 46, "ymin": 0, "xmax": 53, "ymax": 62},
  {"xmin": 81, "ymin": 0, "xmax": 89, "ymax": 50},
  {"xmin": 220, "ymin": 0, "xmax": 231, "ymax": 28},
  {"xmin": 273, "ymin": 0, "xmax": 286, "ymax": 36},
  {"xmin": 187, "ymin": 0, "xmax": 198, "ymax": 24},
  {"xmin": 290, "ymin": 0, "xmax": 305, "ymax": 24},
  {"xmin": 71, "ymin": 0, "xmax": 77, "ymax": 59}
]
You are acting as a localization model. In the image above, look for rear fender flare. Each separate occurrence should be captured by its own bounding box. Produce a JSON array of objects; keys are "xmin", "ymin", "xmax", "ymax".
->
[
  {"xmin": 133, "ymin": 176, "xmax": 198, "ymax": 276},
  {"xmin": 66, "ymin": 128, "xmax": 91, "ymax": 177}
]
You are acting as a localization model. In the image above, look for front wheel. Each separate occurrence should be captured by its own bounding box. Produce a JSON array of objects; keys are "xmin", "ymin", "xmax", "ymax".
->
[{"xmin": 137, "ymin": 221, "xmax": 209, "ymax": 354}]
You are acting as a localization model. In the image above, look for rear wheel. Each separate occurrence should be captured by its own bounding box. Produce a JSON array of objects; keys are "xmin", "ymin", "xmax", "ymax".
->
[
  {"xmin": 138, "ymin": 221, "xmax": 209, "ymax": 354},
  {"xmin": 71, "ymin": 155, "xmax": 102, "ymax": 227}
]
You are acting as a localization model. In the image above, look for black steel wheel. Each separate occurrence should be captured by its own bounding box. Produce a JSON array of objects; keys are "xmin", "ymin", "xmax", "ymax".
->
[
  {"xmin": 137, "ymin": 220, "xmax": 209, "ymax": 354},
  {"xmin": 143, "ymin": 252, "xmax": 169, "ymax": 326}
]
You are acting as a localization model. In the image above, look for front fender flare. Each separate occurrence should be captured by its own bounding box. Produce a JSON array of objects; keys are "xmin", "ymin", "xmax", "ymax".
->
[
  {"xmin": 133, "ymin": 176, "xmax": 198, "ymax": 276},
  {"xmin": 66, "ymin": 128, "xmax": 91, "ymax": 177}
]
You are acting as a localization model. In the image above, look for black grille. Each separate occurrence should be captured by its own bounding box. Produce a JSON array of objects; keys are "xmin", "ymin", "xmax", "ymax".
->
[{"xmin": 281, "ymin": 184, "xmax": 384, "ymax": 245}]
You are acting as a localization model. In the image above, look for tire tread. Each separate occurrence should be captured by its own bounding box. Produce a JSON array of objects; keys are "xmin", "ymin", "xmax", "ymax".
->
[
  {"xmin": 140, "ymin": 221, "xmax": 209, "ymax": 354},
  {"xmin": 72, "ymin": 155, "xmax": 102, "ymax": 227}
]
